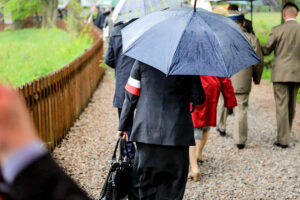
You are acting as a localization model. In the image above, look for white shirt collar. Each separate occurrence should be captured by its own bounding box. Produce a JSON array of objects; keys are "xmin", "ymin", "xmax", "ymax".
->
[{"xmin": 285, "ymin": 18, "xmax": 297, "ymax": 22}]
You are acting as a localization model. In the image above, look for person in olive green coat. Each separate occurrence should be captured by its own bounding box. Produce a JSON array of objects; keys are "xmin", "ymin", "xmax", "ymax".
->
[
  {"xmin": 228, "ymin": 12, "xmax": 264, "ymax": 149},
  {"xmin": 262, "ymin": 2, "xmax": 300, "ymax": 148}
]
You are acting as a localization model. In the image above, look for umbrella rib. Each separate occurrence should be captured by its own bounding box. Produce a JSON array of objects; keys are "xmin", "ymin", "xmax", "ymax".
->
[
  {"xmin": 168, "ymin": 11, "xmax": 194, "ymax": 75},
  {"xmin": 197, "ymin": 13, "xmax": 231, "ymax": 77}
]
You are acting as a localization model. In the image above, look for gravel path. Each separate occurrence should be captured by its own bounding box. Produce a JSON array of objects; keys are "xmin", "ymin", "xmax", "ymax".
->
[{"xmin": 53, "ymin": 69, "xmax": 300, "ymax": 199}]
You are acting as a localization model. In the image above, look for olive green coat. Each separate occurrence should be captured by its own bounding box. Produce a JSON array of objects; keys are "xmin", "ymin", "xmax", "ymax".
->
[
  {"xmin": 262, "ymin": 20, "xmax": 300, "ymax": 83},
  {"xmin": 231, "ymin": 29, "xmax": 264, "ymax": 94}
]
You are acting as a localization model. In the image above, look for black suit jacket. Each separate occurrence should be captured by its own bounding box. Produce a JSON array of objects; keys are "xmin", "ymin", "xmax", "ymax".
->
[
  {"xmin": 94, "ymin": 11, "xmax": 109, "ymax": 30},
  {"xmin": 118, "ymin": 61, "xmax": 206, "ymax": 146},
  {"xmin": 9, "ymin": 154, "xmax": 90, "ymax": 200},
  {"xmin": 104, "ymin": 20, "xmax": 137, "ymax": 108}
]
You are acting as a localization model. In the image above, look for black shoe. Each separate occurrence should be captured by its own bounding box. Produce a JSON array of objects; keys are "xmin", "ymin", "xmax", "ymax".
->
[
  {"xmin": 216, "ymin": 127, "xmax": 226, "ymax": 137},
  {"xmin": 273, "ymin": 142, "xmax": 288, "ymax": 149},
  {"xmin": 236, "ymin": 144, "xmax": 245, "ymax": 150}
]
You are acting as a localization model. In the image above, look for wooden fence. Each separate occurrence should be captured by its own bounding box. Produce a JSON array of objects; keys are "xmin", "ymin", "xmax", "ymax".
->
[{"xmin": 17, "ymin": 26, "xmax": 105, "ymax": 151}]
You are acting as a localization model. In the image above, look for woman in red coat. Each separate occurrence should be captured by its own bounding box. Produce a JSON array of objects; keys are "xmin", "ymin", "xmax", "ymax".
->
[{"xmin": 189, "ymin": 76, "xmax": 237, "ymax": 181}]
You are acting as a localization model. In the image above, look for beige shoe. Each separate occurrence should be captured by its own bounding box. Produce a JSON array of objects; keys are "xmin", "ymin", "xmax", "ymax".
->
[
  {"xmin": 188, "ymin": 169, "xmax": 200, "ymax": 181},
  {"xmin": 196, "ymin": 155, "xmax": 205, "ymax": 163}
]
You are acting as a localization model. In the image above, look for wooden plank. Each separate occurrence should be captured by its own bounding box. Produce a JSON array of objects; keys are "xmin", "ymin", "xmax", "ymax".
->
[
  {"xmin": 34, "ymin": 81, "xmax": 43, "ymax": 143},
  {"xmin": 14, "ymin": 26, "xmax": 105, "ymax": 151},
  {"xmin": 47, "ymin": 76, "xmax": 54, "ymax": 151}
]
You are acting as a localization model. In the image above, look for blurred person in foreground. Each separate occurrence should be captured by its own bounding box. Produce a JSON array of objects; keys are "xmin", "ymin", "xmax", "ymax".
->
[
  {"xmin": 118, "ymin": 60, "xmax": 206, "ymax": 199},
  {"xmin": 188, "ymin": 76, "xmax": 237, "ymax": 181},
  {"xmin": 0, "ymin": 84, "xmax": 90, "ymax": 200},
  {"xmin": 228, "ymin": 12, "xmax": 264, "ymax": 149},
  {"xmin": 104, "ymin": 18, "xmax": 138, "ymax": 162},
  {"xmin": 262, "ymin": 2, "xmax": 300, "ymax": 148}
]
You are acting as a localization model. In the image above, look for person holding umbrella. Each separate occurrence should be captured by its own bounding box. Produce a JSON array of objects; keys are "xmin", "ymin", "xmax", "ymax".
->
[
  {"xmin": 117, "ymin": 2, "xmax": 260, "ymax": 199},
  {"xmin": 118, "ymin": 60, "xmax": 206, "ymax": 199}
]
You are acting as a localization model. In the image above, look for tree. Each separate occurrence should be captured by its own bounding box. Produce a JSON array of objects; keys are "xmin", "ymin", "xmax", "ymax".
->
[{"xmin": 42, "ymin": 0, "xmax": 58, "ymax": 28}]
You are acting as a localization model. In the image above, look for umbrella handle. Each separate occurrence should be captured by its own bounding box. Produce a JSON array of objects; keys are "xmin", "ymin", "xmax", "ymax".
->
[
  {"xmin": 190, "ymin": 103, "xmax": 195, "ymax": 113},
  {"xmin": 194, "ymin": 0, "xmax": 197, "ymax": 12}
]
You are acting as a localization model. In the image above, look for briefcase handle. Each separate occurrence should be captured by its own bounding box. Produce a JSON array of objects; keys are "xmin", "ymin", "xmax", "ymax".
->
[{"xmin": 111, "ymin": 136, "xmax": 132, "ymax": 164}]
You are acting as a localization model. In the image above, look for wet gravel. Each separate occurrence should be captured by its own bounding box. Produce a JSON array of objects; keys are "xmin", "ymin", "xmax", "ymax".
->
[{"xmin": 53, "ymin": 69, "xmax": 300, "ymax": 199}]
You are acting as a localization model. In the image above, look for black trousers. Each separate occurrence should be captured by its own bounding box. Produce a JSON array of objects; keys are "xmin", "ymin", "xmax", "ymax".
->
[{"xmin": 129, "ymin": 143, "xmax": 189, "ymax": 200}]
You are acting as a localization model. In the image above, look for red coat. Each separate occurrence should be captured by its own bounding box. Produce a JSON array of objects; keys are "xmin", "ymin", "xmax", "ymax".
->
[{"xmin": 191, "ymin": 76, "xmax": 237, "ymax": 128}]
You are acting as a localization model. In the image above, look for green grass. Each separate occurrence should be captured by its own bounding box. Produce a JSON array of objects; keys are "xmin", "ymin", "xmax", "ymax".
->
[
  {"xmin": 0, "ymin": 28, "xmax": 93, "ymax": 86},
  {"xmin": 245, "ymin": 12, "xmax": 300, "ymax": 102}
]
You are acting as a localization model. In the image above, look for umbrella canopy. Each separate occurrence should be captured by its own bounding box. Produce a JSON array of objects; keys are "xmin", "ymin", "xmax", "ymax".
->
[
  {"xmin": 227, "ymin": 0, "xmax": 279, "ymax": 6},
  {"xmin": 112, "ymin": 0, "xmax": 182, "ymax": 23},
  {"xmin": 122, "ymin": 6, "xmax": 260, "ymax": 77},
  {"xmin": 97, "ymin": 0, "xmax": 119, "ymax": 7},
  {"xmin": 58, "ymin": 0, "xmax": 70, "ymax": 9}
]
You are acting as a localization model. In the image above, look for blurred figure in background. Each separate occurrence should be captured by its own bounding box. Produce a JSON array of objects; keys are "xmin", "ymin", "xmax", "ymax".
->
[
  {"xmin": 86, "ymin": 5, "xmax": 97, "ymax": 24},
  {"xmin": 103, "ymin": 7, "xmax": 114, "ymax": 40},
  {"xmin": 262, "ymin": 2, "xmax": 300, "ymax": 148},
  {"xmin": 0, "ymin": 84, "xmax": 90, "ymax": 200},
  {"xmin": 94, "ymin": 6, "xmax": 110, "ymax": 30},
  {"xmin": 189, "ymin": 76, "xmax": 237, "ymax": 181}
]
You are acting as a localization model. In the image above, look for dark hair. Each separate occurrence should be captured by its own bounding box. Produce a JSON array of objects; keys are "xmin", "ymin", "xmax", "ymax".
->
[
  {"xmin": 283, "ymin": 2, "xmax": 299, "ymax": 12},
  {"xmin": 228, "ymin": 4, "xmax": 239, "ymax": 11},
  {"xmin": 233, "ymin": 19, "xmax": 244, "ymax": 25},
  {"xmin": 114, "ymin": 21, "xmax": 124, "ymax": 27}
]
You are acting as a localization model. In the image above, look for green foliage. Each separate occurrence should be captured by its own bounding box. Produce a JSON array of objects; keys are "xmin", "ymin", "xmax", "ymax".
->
[
  {"xmin": 0, "ymin": 0, "xmax": 42, "ymax": 21},
  {"xmin": 0, "ymin": 28, "xmax": 93, "ymax": 86},
  {"xmin": 261, "ymin": 68, "xmax": 272, "ymax": 80}
]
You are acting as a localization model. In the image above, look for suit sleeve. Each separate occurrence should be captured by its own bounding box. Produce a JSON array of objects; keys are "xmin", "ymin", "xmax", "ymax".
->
[
  {"xmin": 10, "ymin": 154, "xmax": 90, "ymax": 200},
  {"xmin": 118, "ymin": 61, "xmax": 141, "ymax": 131},
  {"xmin": 104, "ymin": 36, "xmax": 115, "ymax": 68},
  {"xmin": 190, "ymin": 76, "xmax": 206, "ymax": 105},
  {"xmin": 252, "ymin": 37, "xmax": 264, "ymax": 84},
  {"xmin": 262, "ymin": 28, "xmax": 277, "ymax": 56},
  {"xmin": 219, "ymin": 78, "xmax": 237, "ymax": 108}
]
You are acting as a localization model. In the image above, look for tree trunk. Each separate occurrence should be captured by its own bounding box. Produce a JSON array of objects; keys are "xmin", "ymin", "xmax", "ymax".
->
[
  {"xmin": 13, "ymin": 19, "xmax": 25, "ymax": 30},
  {"xmin": 42, "ymin": 0, "xmax": 58, "ymax": 28},
  {"xmin": 281, "ymin": 0, "xmax": 295, "ymax": 23},
  {"xmin": 67, "ymin": 0, "xmax": 82, "ymax": 37}
]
